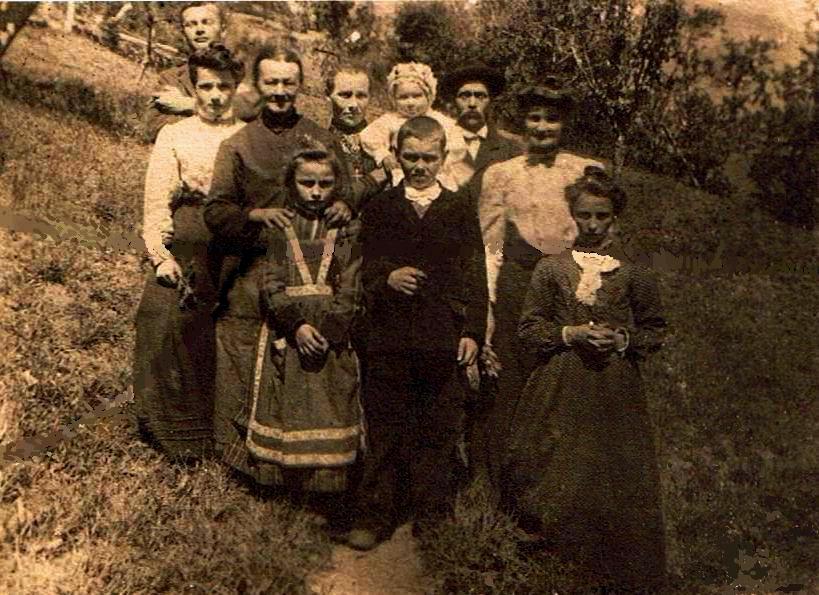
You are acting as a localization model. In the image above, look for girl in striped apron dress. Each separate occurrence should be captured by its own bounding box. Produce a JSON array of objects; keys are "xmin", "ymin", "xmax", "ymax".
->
[{"xmin": 222, "ymin": 139, "xmax": 363, "ymax": 494}]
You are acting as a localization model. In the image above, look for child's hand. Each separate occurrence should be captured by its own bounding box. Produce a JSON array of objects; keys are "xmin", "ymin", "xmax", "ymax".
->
[
  {"xmin": 325, "ymin": 201, "xmax": 352, "ymax": 227},
  {"xmin": 382, "ymin": 154, "xmax": 399, "ymax": 172},
  {"xmin": 155, "ymin": 259, "xmax": 182, "ymax": 288},
  {"xmin": 249, "ymin": 207, "xmax": 294, "ymax": 230},
  {"xmin": 480, "ymin": 344, "xmax": 502, "ymax": 378},
  {"xmin": 387, "ymin": 267, "xmax": 427, "ymax": 296},
  {"xmin": 457, "ymin": 337, "xmax": 479, "ymax": 367},
  {"xmin": 295, "ymin": 324, "xmax": 329, "ymax": 357}
]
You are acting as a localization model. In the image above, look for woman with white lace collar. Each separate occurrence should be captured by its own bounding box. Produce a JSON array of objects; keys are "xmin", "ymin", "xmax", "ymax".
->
[{"xmin": 508, "ymin": 167, "xmax": 669, "ymax": 592}]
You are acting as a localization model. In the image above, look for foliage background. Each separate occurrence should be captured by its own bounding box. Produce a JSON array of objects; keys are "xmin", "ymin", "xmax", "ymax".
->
[{"xmin": 0, "ymin": 2, "xmax": 817, "ymax": 593}]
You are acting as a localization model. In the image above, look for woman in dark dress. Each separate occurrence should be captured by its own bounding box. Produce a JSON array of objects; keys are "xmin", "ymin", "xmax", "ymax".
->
[
  {"xmin": 508, "ymin": 167, "xmax": 668, "ymax": 591},
  {"xmin": 133, "ymin": 47, "xmax": 246, "ymax": 460},
  {"xmin": 204, "ymin": 43, "xmax": 354, "ymax": 477},
  {"xmin": 475, "ymin": 79, "xmax": 601, "ymax": 486}
]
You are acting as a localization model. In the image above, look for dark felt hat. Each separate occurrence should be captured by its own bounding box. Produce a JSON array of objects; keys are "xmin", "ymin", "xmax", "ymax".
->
[
  {"xmin": 516, "ymin": 76, "xmax": 575, "ymax": 111},
  {"xmin": 440, "ymin": 63, "xmax": 507, "ymax": 101}
]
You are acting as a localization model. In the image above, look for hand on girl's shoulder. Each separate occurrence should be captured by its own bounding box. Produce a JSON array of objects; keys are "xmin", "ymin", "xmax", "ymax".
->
[{"xmin": 338, "ymin": 218, "xmax": 362, "ymax": 241}]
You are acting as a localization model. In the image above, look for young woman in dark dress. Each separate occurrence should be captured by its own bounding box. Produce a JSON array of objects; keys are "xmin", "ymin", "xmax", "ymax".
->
[{"xmin": 508, "ymin": 167, "xmax": 668, "ymax": 591}]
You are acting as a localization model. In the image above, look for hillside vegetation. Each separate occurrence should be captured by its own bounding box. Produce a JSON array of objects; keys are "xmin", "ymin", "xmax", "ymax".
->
[{"xmin": 1, "ymin": 26, "xmax": 816, "ymax": 594}]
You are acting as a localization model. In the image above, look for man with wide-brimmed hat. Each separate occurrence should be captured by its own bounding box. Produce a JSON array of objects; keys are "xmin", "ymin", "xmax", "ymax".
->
[{"xmin": 440, "ymin": 63, "xmax": 523, "ymax": 194}]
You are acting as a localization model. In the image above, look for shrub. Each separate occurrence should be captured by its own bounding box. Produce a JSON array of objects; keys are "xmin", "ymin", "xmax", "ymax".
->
[{"xmin": 417, "ymin": 480, "xmax": 580, "ymax": 594}]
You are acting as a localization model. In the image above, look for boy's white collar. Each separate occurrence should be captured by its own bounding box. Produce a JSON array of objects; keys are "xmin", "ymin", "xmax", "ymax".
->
[{"xmin": 404, "ymin": 182, "xmax": 443, "ymax": 207}]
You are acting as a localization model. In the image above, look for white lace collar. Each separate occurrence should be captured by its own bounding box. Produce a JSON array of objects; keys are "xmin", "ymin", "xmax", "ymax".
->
[{"xmin": 571, "ymin": 250, "xmax": 621, "ymax": 305}]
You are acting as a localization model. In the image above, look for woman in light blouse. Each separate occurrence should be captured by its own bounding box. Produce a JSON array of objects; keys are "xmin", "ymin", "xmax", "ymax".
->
[
  {"xmin": 133, "ymin": 46, "xmax": 246, "ymax": 460},
  {"xmin": 474, "ymin": 79, "xmax": 603, "ymax": 488}
]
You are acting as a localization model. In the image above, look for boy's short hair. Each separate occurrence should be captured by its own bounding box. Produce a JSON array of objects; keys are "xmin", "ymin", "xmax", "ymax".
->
[
  {"xmin": 252, "ymin": 41, "xmax": 304, "ymax": 85},
  {"xmin": 188, "ymin": 44, "xmax": 244, "ymax": 86},
  {"xmin": 396, "ymin": 116, "xmax": 447, "ymax": 153},
  {"xmin": 324, "ymin": 64, "xmax": 370, "ymax": 96},
  {"xmin": 565, "ymin": 166, "xmax": 627, "ymax": 216},
  {"xmin": 284, "ymin": 136, "xmax": 344, "ymax": 197}
]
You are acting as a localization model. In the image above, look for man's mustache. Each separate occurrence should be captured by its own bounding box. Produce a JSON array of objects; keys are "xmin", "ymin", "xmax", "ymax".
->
[{"xmin": 265, "ymin": 93, "xmax": 295, "ymax": 102}]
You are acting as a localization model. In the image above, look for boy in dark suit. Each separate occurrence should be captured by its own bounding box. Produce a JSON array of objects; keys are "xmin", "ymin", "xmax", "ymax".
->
[{"xmin": 346, "ymin": 116, "xmax": 488, "ymax": 550}]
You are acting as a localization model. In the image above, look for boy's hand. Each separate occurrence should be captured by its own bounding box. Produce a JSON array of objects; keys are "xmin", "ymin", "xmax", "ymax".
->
[
  {"xmin": 153, "ymin": 89, "xmax": 195, "ymax": 114},
  {"xmin": 155, "ymin": 259, "xmax": 182, "ymax": 288},
  {"xmin": 325, "ymin": 201, "xmax": 352, "ymax": 227},
  {"xmin": 457, "ymin": 337, "xmax": 479, "ymax": 367},
  {"xmin": 480, "ymin": 344, "xmax": 502, "ymax": 378},
  {"xmin": 387, "ymin": 267, "xmax": 427, "ymax": 296},
  {"xmin": 249, "ymin": 207, "xmax": 294, "ymax": 230},
  {"xmin": 295, "ymin": 324, "xmax": 329, "ymax": 357},
  {"xmin": 382, "ymin": 154, "xmax": 399, "ymax": 172}
]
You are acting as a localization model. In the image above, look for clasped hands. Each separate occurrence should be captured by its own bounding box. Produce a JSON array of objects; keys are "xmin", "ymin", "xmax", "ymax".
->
[
  {"xmin": 564, "ymin": 323, "xmax": 627, "ymax": 355},
  {"xmin": 387, "ymin": 267, "xmax": 478, "ymax": 367}
]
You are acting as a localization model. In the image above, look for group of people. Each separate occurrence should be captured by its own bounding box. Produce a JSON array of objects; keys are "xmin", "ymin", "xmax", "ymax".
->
[{"xmin": 133, "ymin": 3, "xmax": 668, "ymax": 591}]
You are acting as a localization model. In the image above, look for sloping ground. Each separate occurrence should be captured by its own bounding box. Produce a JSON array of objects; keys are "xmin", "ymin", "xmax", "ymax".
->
[
  {"xmin": 0, "ymin": 32, "xmax": 427, "ymax": 594},
  {"xmin": 1, "ymin": 26, "xmax": 341, "ymax": 136}
]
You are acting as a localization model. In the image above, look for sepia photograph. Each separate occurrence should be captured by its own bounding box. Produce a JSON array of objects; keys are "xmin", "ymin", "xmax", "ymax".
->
[{"xmin": 0, "ymin": 0, "xmax": 816, "ymax": 593}]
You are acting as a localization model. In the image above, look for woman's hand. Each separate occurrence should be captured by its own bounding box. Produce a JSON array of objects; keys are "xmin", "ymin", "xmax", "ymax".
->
[
  {"xmin": 564, "ymin": 324, "xmax": 616, "ymax": 354},
  {"xmin": 248, "ymin": 207, "xmax": 294, "ymax": 230},
  {"xmin": 325, "ymin": 201, "xmax": 352, "ymax": 227},
  {"xmin": 382, "ymin": 154, "xmax": 400, "ymax": 172},
  {"xmin": 480, "ymin": 344, "xmax": 502, "ymax": 378},
  {"xmin": 155, "ymin": 259, "xmax": 182, "ymax": 288},
  {"xmin": 295, "ymin": 324, "xmax": 329, "ymax": 358},
  {"xmin": 457, "ymin": 337, "xmax": 479, "ymax": 367}
]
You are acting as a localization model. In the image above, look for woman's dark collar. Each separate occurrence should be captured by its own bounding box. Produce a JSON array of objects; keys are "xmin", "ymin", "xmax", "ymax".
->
[
  {"xmin": 329, "ymin": 118, "xmax": 368, "ymax": 135},
  {"xmin": 262, "ymin": 107, "xmax": 300, "ymax": 132}
]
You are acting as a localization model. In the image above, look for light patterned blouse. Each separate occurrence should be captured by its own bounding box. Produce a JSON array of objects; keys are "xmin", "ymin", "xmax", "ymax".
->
[
  {"xmin": 142, "ymin": 115, "xmax": 245, "ymax": 266},
  {"xmin": 479, "ymin": 152, "xmax": 602, "ymax": 341}
]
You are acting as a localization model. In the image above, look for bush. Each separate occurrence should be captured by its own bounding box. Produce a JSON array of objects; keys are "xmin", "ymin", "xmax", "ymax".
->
[{"xmin": 417, "ymin": 480, "xmax": 580, "ymax": 594}]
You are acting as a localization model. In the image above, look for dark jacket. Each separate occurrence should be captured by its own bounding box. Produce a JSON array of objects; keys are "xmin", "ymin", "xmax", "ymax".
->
[
  {"xmin": 361, "ymin": 184, "xmax": 488, "ymax": 353},
  {"xmin": 463, "ymin": 124, "xmax": 524, "ymax": 203},
  {"xmin": 145, "ymin": 65, "xmax": 195, "ymax": 144}
]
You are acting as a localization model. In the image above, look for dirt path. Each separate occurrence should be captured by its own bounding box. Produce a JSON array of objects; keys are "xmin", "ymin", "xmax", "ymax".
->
[{"xmin": 308, "ymin": 524, "xmax": 434, "ymax": 595}]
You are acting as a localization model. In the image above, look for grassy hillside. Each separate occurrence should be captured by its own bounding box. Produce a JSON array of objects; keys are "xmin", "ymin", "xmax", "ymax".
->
[
  {"xmin": 1, "ymin": 26, "xmax": 817, "ymax": 594},
  {"xmin": 0, "ymin": 95, "xmax": 334, "ymax": 594}
]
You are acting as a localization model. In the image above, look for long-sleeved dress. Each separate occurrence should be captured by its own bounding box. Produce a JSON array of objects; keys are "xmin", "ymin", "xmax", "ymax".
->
[
  {"xmin": 359, "ymin": 110, "xmax": 468, "ymax": 191},
  {"xmin": 204, "ymin": 108, "xmax": 354, "ymax": 460},
  {"xmin": 508, "ymin": 248, "xmax": 667, "ymax": 590},
  {"xmin": 223, "ymin": 211, "xmax": 362, "ymax": 492},
  {"xmin": 475, "ymin": 151, "xmax": 601, "ymax": 484},
  {"xmin": 133, "ymin": 115, "xmax": 245, "ymax": 458}
]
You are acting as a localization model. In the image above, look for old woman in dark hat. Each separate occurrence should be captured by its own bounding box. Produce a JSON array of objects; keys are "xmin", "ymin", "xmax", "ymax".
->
[
  {"xmin": 474, "ymin": 76, "xmax": 603, "ymax": 488},
  {"xmin": 440, "ymin": 63, "xmax": 523, "ymax": 194}
]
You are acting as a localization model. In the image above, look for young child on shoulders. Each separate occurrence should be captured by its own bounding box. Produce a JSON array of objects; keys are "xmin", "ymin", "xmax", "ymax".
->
[{"xmin": 360, "ymin": 62, "xmax": 468, "ymax": 192}]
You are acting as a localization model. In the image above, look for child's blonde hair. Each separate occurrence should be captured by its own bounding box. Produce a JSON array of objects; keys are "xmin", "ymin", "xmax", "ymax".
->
[{"xmin": 387, "ymin": 62, "xmax": 437, "ymax": 106}]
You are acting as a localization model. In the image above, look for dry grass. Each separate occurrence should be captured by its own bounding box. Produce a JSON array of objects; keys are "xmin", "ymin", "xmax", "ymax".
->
[{"xmin": 0, "ymin": 91, "xmax": 331, "ymax": 593}]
